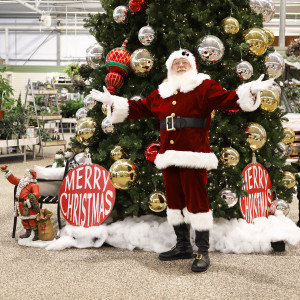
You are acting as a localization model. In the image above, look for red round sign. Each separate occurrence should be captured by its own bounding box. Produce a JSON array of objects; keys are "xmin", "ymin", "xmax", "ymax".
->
[
  {"xmin": 59, "ymin": 164, "xmax": 116, "ymax": 227},
  {"xmin": 239, "ymin": 162, "xmax": 273, "ymax": 223}
]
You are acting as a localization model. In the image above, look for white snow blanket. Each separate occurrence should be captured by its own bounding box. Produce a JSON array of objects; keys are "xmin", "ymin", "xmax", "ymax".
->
[{"xmin": 45, "ymin": 212, "xmax": 300, "ymax": 254}]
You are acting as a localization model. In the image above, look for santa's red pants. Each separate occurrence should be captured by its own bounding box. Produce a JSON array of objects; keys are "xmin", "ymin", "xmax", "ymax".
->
[{"xmin": 162, "ymin": 166, "xmax": 209, "ymax": 213}]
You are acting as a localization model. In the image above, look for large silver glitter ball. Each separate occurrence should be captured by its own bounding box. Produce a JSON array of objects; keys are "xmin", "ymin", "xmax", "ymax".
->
[
  {"xmin": 101, "ymin": 117, "xmax": 114, "ymax": 134},
  {"xmin": 86, "ymin": 43, "xmax": 104, "ymax": 69},
  {"xmin": 236, "ymin": 61, "xmax": 253, "ymax": 80},
  {"xmin": 75, "ymin": 107, "xmax": 88, "ymax": 121},
  {"xmin": 197, "ymin": 35, "xmax": 225, "ymax": 64},
  {"xmin": 261, "ymin": 0, "xmax": 275, "ymax": 22},
  {"xmin": 265, "ymin": 52, "xmax": 285, "ymax": 79},
  {"xmin": 138, "ymin": 25, "xmax": 155, "ymax": 46},
  {"xmin": 113, "ymin": 6, "xmax": 128, "ymax": 23}
]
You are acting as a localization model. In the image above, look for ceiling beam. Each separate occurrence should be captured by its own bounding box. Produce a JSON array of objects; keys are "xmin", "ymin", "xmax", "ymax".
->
[{"xmin": 14, "ymin": 0, "xmax": 43, "ymax": 14}]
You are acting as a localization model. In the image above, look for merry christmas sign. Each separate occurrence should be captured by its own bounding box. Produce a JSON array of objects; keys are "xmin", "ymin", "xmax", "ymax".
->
[
  {"xmin": 59, "ymin": 164, "xmax": 116, "ymax": 227},
  {"xmin": 239, "ymin": 162, "xmax": 273, "ymax": 223}
]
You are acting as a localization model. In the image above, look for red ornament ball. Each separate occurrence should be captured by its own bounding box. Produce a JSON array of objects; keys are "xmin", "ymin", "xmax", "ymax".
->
[
  {"xmin": 145, "ymin": 141, "xmax": 160, "ymax": 163},
  {"xmin": 105, "ymin": 72, "xmax": 124, "ymax": 95},
  {"xmin": 105, "ymin": 40, "xmax": 131, "ymax": 76},
  {"xmin": 129, "ymin": 0, "xmax": 148, "ymax": 13}
]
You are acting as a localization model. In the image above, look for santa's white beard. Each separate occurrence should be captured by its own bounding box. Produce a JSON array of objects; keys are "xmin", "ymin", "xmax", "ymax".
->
[
  {"xmin": 167, "ymin": 68, "xmax": 198, "ymax": 91},
  {"xmin": 16, "ymin": 176, "xmax": 31, "ymax": 198}
]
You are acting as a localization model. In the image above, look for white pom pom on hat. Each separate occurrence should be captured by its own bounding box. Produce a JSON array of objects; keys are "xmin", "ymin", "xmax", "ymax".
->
[{"xmin": 166, "ymin": 49, "xmax": 198, "ymax": 72}]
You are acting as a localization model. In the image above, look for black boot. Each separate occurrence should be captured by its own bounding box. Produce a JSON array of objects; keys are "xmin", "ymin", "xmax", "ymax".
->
[
  {"xmin": 19, "ymin": 229, "xmax": 32, "ymax": 239},
  {"xmin": 191, "ymin": 230, "xmax": 210, "ymax": 272},
  {"xmin": 159, "ymin": 223, "xmax": 194, "ymax": 261},
  {"xmin": 32, "ymin": 230, "xmax": 39, "ymax": 241}
]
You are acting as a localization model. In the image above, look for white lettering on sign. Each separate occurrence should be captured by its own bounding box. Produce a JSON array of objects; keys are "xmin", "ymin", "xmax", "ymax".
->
[
  {"xmin": 59, "ymin": 164, "xmax": 116, "ymax": 227},
  {"xmin": 239, "ymin": 163, "xmax": 272, "ymax": 223}
]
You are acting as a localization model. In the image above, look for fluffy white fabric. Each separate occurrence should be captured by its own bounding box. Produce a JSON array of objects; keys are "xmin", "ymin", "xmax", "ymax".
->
[
  {"xmin": 154, "ymin": 150, "xmax": 218, "ymax": 170},
  {"xmin": 165, "ymin": 49, "xmax": 197, "ymax": 73},
  {"xmin": 166, "ymin": 208, "xmax": 184, "ymax": 226},
  {"xmin": 45, "ymin": 213, "xmax": 300, "ymax": 254},
  {"xmin": 158, "ymin": 72, "xmax": 210, "ymax": 99},
  {"xmin": 236, "ymin": 81, "xmax": 261, "ymax": 112},
  {"xmin": 108, "ymin": 95, "xmax": 129, "ymax": 124},
  {"xmin": 185, "ymin": 210, "xmax": 214, "ymax": 231}
]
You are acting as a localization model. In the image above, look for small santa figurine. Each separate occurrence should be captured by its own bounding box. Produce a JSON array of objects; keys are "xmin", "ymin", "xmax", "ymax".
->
[{"xmin": 1, "ymin": 165, "xmax": 40, "ymax": 241}]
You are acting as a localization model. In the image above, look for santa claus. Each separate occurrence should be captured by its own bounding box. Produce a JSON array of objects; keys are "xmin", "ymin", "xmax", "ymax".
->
[
  {"xmin": 1, "ymin": 166, "xmax": 40, "ymax": 241},
  {"xmin": 90, "ymin": 49, "xmax": 274, "ymax": 272}
]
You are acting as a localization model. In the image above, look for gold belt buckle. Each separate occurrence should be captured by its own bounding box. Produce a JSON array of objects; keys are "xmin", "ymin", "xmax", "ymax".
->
[{"xmin": 166, "ymin": 115, "xmax": 175, "ymax": 131}]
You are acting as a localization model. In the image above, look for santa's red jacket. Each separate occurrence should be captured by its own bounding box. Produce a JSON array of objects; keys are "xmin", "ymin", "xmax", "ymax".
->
[{"xmin": 108, "ymin": 73, "xmax": 259, "ymax": 171}]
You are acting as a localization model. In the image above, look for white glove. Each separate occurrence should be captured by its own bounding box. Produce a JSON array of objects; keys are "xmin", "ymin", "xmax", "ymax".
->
[
  {"xmin": 90, "ymin": 86, "xmax": 113, "ymax": 106},
  {"xmin": 250, "ymin": 74, "xmax": 275, "ymax": 94}
]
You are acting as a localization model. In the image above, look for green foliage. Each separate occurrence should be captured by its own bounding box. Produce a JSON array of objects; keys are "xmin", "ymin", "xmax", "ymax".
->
[
  {"xmin": 284, "ymin": 85, "xmax": 300, "ymax": 113},
  {"xmin": 81, "ymin": 0, "xmax": 296, "ymax": 220},
  {"xmin": 60, "ymin": 99, "xmax": 84, "ymax": 118},
  {"xmin": 64, "ymin": 63, "xmax": 80, "ymax": 78},
  {"xmin": 0, "ymin": 67, "xmax": 14, "ymax": 110}
]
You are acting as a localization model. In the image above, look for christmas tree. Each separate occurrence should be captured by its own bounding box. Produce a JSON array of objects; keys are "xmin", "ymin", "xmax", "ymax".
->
[{"xmin": 71, "ymin": 0, "xmax": 296, "ymax": 220}]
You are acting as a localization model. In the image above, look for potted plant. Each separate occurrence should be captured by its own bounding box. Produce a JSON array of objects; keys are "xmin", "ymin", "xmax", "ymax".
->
[
  {"xmin": 0, "ymin": 67, "xmax": 14, "ymax": 119},
  {"xmin": 64, "ymin": 63, "xmax": 81, "ymax": 83}
]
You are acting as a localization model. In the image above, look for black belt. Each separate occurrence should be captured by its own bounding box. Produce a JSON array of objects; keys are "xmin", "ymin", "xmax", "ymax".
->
[
  {"xmin": 160, "ymin": 116, "xmax": 206, "ymax": 131},
  {"xmin": 17, "ymin": 199, "xmax": 25, "ymax": 203}
]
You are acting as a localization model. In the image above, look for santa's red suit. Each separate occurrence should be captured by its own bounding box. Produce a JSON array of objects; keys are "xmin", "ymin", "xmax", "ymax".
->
[
  {"xmin": 107, "ymin": 50, "xmax": 260, "ymax": 232},
  {"xmin": 5, "ymin": 169, "xmax": 40, "ymax": 230}
]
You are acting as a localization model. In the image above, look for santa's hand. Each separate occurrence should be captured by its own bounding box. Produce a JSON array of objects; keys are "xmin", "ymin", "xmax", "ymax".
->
[
  {"xmin": 250, "ymin": 74, "xmax": 275, "ymax": 94},
  {"xmin": 90, "ymin": 87, "xmax": 113, "ymax": 106}
]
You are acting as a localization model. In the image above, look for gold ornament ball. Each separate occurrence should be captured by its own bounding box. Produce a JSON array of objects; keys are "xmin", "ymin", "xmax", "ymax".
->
[
  {"xmin": 260, "ymin": 86, "xmax": 279, "ymax": 112},
  {"xmin": 75, "ymin": 117, "xmax": 96, "ymax": 146},
  {"xmin": 244, "ymin": 28, "xmax": 268, "ymax": 56},
  {"xmin": 282, "ymin": 171, "xmax": 296, "ymax": 189},
  {"xmin": 110, "ymin": 145, "xmax": 124, "ymax": 161},
  {"xmin": 102, "ymin": 104, "xmax": 108, "ymax": 115},
  {"xmin": 263, "ymin": 28, "xmax": 275, "ymax": 46},
  {"xmin": 282, "ymin": 127, "xmax": 295, "ymax": 145},
  {"xmin": 148, "ymin": 191, "xmax": 167, "ymax": 213},
  {"xmin": 220, "ymin": 147, "xmax": 240, "ymax": 166},
  {"xmin": 222, "ymin": 17, "xmax": 239, "ymax": 34},
  {"xmin": 109, "ymin": 159, "xmax": 137, "ymax": 190},
  {"xmin": 130, "ymin": 48, "xmax": 154, "ymax": 77},
  {"xmin": 246, "ymin": 123, "xmax": 267, "ymax": 151}
]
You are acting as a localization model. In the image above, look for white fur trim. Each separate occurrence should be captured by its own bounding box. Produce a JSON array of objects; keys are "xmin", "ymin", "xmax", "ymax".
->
[
  {"xmin": 154, "ymin": 150, "xmax": 218, "ymax": 170},
  {"xmin": 166, "ymin": 49, "xmax": 197, "ymax": 72},
  {"xmin": 4, "ymin": 170, "xmax": 12, "ymax": 179},
  {"xmin": 182, "ymin": 207, "xmax": 189, "ymax": 224},
  {"xmin": 236, "ymin": 82, "xmax": 261, "ymax": 112},
  {"xmin": 108, "ymin": 95, "xmax": 129, "ymax": 124},
  {"xmin": 158, "ymin": 73, "xmax": 210, "ymax": 99},
  {"xmin": 185, "ymin": 210, "xmax": 213, "ymax": 231},
  {"xmin": 166, "ymin": 208, "xmax": 184, "ymax": 226}
]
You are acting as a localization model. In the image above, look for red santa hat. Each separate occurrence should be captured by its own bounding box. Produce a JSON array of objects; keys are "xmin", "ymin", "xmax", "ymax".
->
[
  {"xmin": 165, "ymin": 49, "xmax": 198, "ymax": 72},
  {"xmin": 25, "ymin": 169, "xmax": 37, "ymax": 180}
]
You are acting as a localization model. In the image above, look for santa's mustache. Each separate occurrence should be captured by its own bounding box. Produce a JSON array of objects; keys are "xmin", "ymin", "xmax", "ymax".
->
[{"xmin": 177, "ymin": 67, "xmax": 187, "ymax": 72}]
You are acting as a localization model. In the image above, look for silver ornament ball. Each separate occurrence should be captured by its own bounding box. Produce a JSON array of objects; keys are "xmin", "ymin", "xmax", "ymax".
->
[
  {"xmin": 75, "ymin": 107, "xmax": 88, "ymax": 121},
  {"xmin": 270, "ymin": 199, "xmax": 290, "ymax": 216},
  {"xmin": 84, "ymin": 94, "xmax": 96, "ymax": 111},
  {"xmin": 101, "ymin": 117, "xmax": 114, "ymax": 133},
  {"xmin": 138, "ymin": 25, "xmax": 155, "ymax": 46},
  {"xmin": 236, "ymin": 61, "xmax": 253, "ymax": 80},
  {"xmin": 261, "ymin": 0, "xmax": 275, "ymax": 22},
  {"xmin": 220, "ymin": 187, "xmax": 238, "ymax": 208},
  {"xmin": 265, "ymin": 52, "xmax": 285, "ymax": 79},
  {"xmin": 113, "ymin": 6, "xmax": 128, "ymax": 23},
  {"xmin": 86, "ymin": 43, "xmax": 104, "ymax": 69},
  {"xmin": 197, "ymin": 35, "xmax": 225, "ymax": 64}
]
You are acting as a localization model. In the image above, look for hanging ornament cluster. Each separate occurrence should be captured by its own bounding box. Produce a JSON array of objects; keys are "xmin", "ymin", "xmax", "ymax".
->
[
  {"xmin": 236, "ymin": 61, "xmax": 253, "ymax": 80},
  {"xmin": 220, "ymin": 187, "xmax": 238, "ymax": 208},
  {"xmin": 148, "ymin": 191, "xmax": 167, "ymax": 213},
  {"xmin": 222, "ymin": 17, "xmax": 239, "ymax": 34},
  {"xmin": 244, "ymin": 28, "xmax": 268, "ymax": 56},
  {"xmin": 105, "ymin": 39, "xmax": 131, "ymax": 94},
  {"xmin": 260, "ymin": 86, "xmax": 279, "ymax": 112},
  {"xmin": 144, "ymin": 141, "xmax": 160, "ymax": 163},
  {"xmin": 265, "ymin": 52, "xmax": 285, "ymax": 79},
  {"xmin": 197, "ymin": 35, "xmax": 225, "ymax": 64},
  {"xmin": 220, "ymin": 147, "xmax": 240, "ymax": 166},
  {"xmin": 109, "ymin": 159, "xmax": 137, "ymax": 190},
  {"xmin": 129, "ymin": 0, "xmax": 148, "ymax": 13},
  {"xmin": 113, "ymin": 6, "xmax": 128, "ymax": 23},
  {"xmin": 130, "ymin": 48, "xmax": 154, "ymax": 76},
  {"xmin": 86, "ymin": 43, "xmax": 104, "ymax": 69},
  {"xmin": 138, "ymin": 25, "xmax": 155, "ymax": 46},
  {"xmin": 245, "ymin": 123, "xmax": 267, "ymax": 151}
]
